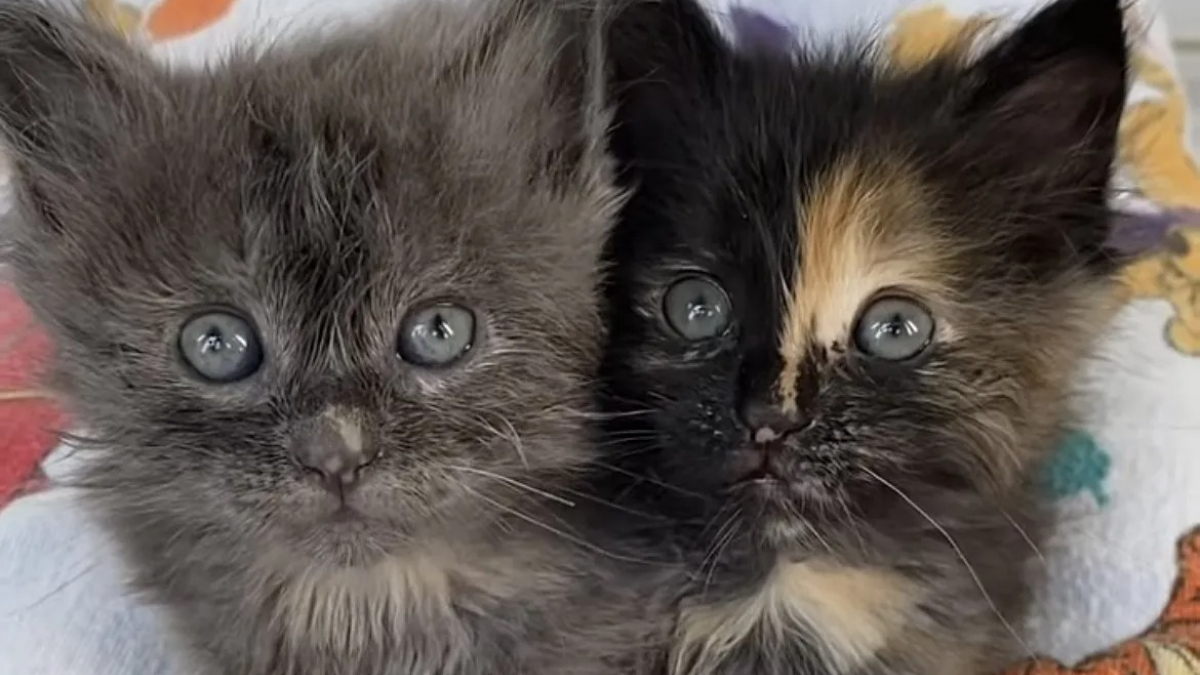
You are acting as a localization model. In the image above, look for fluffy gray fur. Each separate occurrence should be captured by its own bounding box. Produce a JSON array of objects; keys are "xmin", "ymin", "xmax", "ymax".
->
[{"xmin": 0, "ymin": 1, "xmax": 677, "ymax": 673}]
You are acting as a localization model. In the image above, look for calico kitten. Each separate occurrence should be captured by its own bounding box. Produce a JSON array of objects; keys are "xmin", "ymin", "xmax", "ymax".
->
[
  {"xmin": 602, "ymin": 0, "xmax": 1128, "ymax": 673},
  {"xmin": 0, "ymin": 1, "xmax": 671, "ymax": 674}
]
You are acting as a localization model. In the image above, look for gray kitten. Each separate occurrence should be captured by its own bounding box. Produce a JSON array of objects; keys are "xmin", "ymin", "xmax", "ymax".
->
[{"xmin": 0, "ymin": 1, "xmax": 674, "ymax": 673}]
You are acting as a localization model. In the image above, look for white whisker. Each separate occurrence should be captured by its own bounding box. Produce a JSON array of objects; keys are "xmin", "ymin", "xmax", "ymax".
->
[
  {"xmin": 459, "ymin": 484, "xmax": 664, "ymax": 567},
  {"xmin": 699, "ymin": 510, "xmax": 741, "ymax": 599},
  {"xmin": 448, "ymin": 465, "xmax": 575, "ymax": 507},
  {"xmin": 590, "ymin": 461, "xmax": 707, "ymax": 500},
  {"xmin": 861, "ymin": 467, "xmax": 1034, "ymax": 660},
  {"xmin": 1000, "ymin": 508, "xmax": 1045, "ymax": 564}
]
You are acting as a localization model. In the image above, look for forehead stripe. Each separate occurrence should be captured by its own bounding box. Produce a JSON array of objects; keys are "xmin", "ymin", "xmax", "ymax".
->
[{"xmin": 776, "ymin": 156, "xmax": 954, "ymax": 411}]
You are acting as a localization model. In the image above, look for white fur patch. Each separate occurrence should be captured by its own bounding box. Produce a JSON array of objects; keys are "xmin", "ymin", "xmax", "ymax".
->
[
  {"xmin": 673, "ymin": 560, "xmax": 922, "ymax": 675},
  {"xmin": 263, "ymin": 551, "xmax": 462, "ymax": 655}
]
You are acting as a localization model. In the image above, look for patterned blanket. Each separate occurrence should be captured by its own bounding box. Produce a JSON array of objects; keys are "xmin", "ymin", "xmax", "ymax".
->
[{"xmin": 1007, "ymin": 527, "xmax": 1200, "ymax": 675}]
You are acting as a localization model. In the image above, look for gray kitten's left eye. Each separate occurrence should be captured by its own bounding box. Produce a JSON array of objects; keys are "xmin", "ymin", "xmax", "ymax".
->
[
  {"xmin": 398, "ymin": 304, "xmax": 476, "ymax": 367},
  {"xmin": 854, "ymin": 296, "xmax": 935, "ymax": 361},
  {"xmin": 179, "ymin": 311, "xmax": 263, "ymax": 382}
]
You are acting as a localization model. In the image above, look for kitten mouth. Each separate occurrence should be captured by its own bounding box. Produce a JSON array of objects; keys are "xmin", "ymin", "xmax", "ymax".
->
[
  {"xmin": 734, "ymin": 467, "xmax": 787, "ymax": 487},
  {"xmin": 730, "ymin": 469, "xmax": 797, "ymax": 512},
  {"xmin": 327, "ymin": 505, "xmax": 363, "ymax": 522},
  {"xmin": 727, "ymin": 445, "xmax": 839, "ymax": 504},
  {"xmin": 730, "ymin": 443, "xmax": 790, "ymax": 487}
]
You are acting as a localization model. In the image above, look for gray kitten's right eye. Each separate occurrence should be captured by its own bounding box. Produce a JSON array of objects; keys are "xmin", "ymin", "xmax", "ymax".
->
[
  {"xmin": 397, "ymin": 303, "xmax": 476, "ymax": 367},
  {"xmin": 179, "ymin": 311, "xmax": 263, "ymax": 383},
  {"xmin": 663, "ymin": 274, "xmax": 732, "ymax": 341}
]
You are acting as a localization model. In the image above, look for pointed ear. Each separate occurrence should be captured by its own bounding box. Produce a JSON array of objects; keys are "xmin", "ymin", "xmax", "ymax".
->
[
  {"xmin": 0, "ymin": 3, "xmax": 157, "ymax": 232},
  {"xmin": 947, "ymin": 0, "xmax": 1128, "ymax": 269},
  {"xmin": 535, "ymin": 0, "xmax": 614, "ymax": 191},
  {"xmin": 604, "ymin": 0, "xmax": 729, "ymax": 185},
  {"xmin": 449, "ymin": 0, "xmax": 616, "ymax": 194},
  {"xmin": 605, "ymin": 0, "xmax": 727, "ymax": 116},
  {"xmin": 0, "ymin": 3, "xmax": 154, "ymax": 154},
  {"xmin": 956, "ymin": 0, "xmax": 1128, "ymax": 183},
  {"xmin": 608, "ymin": 0, "xmax": 726, "ymax": 83}
]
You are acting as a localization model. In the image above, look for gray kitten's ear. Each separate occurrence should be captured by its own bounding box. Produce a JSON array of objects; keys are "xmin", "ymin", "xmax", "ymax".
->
[
  {"xmin": 0, "ymin": 3, "xmax": 155, "ymax": 149},
  {"xmin": 0, "ymin": 3, "xmax": 156, "ymax": 229},
  {"xmin": 545, "ymin": 0, "xmax": 612, "ymax": 183},
  {"xmin": 460, "ymin": 0, "xmax": 615, "ymax": 192}
]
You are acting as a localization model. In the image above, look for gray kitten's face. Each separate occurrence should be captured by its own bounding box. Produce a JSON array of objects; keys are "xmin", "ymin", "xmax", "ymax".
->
[{"xmin": 0, "ymin": 3, "xmax": 618, "ymax": 566}]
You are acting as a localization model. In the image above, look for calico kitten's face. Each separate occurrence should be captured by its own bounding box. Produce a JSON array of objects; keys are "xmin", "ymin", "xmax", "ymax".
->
[
  {"xmin": 604, "ymin": 0, "xmax": 1126, "ymax": 550},
  {"xmin": 0, "ymin": 2, "xmax": 617, "ymax": 567}
]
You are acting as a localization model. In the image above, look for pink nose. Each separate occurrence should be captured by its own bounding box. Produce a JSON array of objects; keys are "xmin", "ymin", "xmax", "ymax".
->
[
  {"xmin": 739, "ymin": 398, "xmax": 810, "ymax": 444},
  {"xmin": 289, "ymin": 413, "xmax": 378, "ymax": 499}
]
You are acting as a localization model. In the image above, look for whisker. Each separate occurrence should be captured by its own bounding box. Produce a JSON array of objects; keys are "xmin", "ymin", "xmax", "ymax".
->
[
  {"xmin": 494, "ymin": 415, "xmax": 529, "ymax": 470},
  {"xmin": 459, "ymin": 411, "xmax": 531, "ymax": 470},
  {"xmin": 459, "ymin": 484, "xmax": 665, "ymax": 567},
  {"xmin": 801, "ymin": 518, "xmax": 836, "ymax": 557},
  {"xmin": 552, "ymin": 485, "xmax": 667, "ymax": 520},
  {"xmin": 999, "ymin": 508, "xmax": 1045, "ymax": 564},
  {"xmin": 699, "ymin": 510, "xmax": 741, "ymax": 599},
  {"xmin": 836, "ymin": 499, "xmax": 869, "ymax": 557},
  {"xmin": 447, "ymin": 465, "xmax": 575, "ymax": 507},
  {"xmin": 861, "ymin": 467, "xmax": 1034, "ymax": 660},
  {"xmin": 589, "ymin": 462, "xmax": 707, "ymax": 500}
]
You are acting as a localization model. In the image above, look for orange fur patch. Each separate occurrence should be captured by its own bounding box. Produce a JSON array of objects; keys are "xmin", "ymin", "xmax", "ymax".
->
[
  {"xmin": 776, "ymin": 156, "xmax": 956, "ymax": 411},
  {"xmin": 887, "ymin": 5, "xmax": 999, "ymax": 70}
]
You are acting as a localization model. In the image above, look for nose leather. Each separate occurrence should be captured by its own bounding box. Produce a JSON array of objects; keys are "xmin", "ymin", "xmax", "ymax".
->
[
  {"xmin": 739, "ymin": 397, "xmax": 810, "ymax": 443},
  {"xmin": 291, "ymin": 409, "xmax": 378, "ymax": 497}
]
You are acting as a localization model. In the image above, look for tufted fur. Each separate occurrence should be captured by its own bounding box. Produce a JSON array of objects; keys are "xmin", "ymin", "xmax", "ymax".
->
[
  {"xmin": 0, "ymin": 1, "xmax": 677, "ymax": 673},
  {"xmin": 601, "ymin": 0, "xmax": 1129, "ymax": 673}
]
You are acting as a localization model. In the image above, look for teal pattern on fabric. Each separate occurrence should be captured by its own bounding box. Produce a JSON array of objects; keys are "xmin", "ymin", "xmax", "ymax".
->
[{"xmin": 1041, "ymin": 430, "xmax": 1112, "ymax": 506}]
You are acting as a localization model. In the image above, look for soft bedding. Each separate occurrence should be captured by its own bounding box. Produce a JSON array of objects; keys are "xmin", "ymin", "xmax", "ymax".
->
[{"xmin": 0, "ymin": 0, "xmax": 1197, "ymax": 673}]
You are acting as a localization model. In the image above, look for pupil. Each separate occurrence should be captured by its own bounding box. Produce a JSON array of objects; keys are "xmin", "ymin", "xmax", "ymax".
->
[
  {"xmin": 687, "ymin": 297, "xmax": 714, "ymax": 322},
  {"xmin": 881, "ymin": 314, "xmax": 914, "ymax": 338},
  {"xmin": 200, "ymin": 328, "xmax": 226, "ymax": 354},
  {"xmin": 431, "ymin": 315, "xmax": 451, "ymax": 341}
]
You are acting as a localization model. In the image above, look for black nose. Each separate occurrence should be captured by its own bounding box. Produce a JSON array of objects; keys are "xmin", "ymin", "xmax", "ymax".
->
[
  {"xmin": 739, "ymin": 397, "xmax": 809, "ymax": 444},
  {"xmin": 290, "ymin": 410, "xmax": 378, "ymax": 498}
]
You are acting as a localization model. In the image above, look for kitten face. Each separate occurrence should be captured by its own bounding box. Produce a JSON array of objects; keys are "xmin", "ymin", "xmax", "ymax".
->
[
  {"xmin": 604, "ymin": 0, "xmax": 1124, "ymax": 660},
  {"xmin": 0, "ymin": 1, "xmax": 619, "ymax": 568},
  {"xmin": 606, "ymin": 0, "xmax": 1125, "ymax": 542}
]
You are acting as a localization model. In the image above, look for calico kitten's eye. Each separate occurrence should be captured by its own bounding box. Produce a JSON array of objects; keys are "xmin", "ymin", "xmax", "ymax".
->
[
  {"xmin": 853, "ymin": 296, "xmax": 935, "ymax": 361},
  {"xmin": 398, "ymin": 303, "xmax": 476, "ymax": 367},
  {"xmin": 179, "ymin": 311, "xmax": 263, "ymax": 383},
  {"xmin": 663, "ymin": 275, "xmax": 732, "ymax": 341}
]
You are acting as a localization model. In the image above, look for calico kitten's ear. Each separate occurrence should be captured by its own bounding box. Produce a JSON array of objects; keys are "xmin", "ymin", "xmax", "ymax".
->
[
  {"xmin": 606, "ymin": 0, "xmax": 727, "ymax": 102},
  {"xmin": 950, "ymin": 0, "xmax": 1128, "ymax": 266},
  {"xmin": 0, "ymin": 3, "xmax": 157, "ymax": 233},
  {"xmin": 960, "ymin": 0, "xmax": 1128, "ymax": 148},
  {"xmin": 604, "ymin": 0, "xmax": 724, "ymax": 132},
  {"xmin": 604, "ymin": 0, "xmax": 730, "ymax": 189}
]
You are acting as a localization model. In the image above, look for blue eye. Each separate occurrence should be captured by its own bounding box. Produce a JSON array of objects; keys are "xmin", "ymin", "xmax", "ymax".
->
[
  {"xmin": 179, "ymin": 311, "xmax": 263, "ymax": 382},
  {"xmin": 853, "ymin": 296, "xmax": 935, "ymax": 361},
  {"xmin": 397, "ymin": 303, "xmax": 476, "ymax": 367},
  {"xmin": 662, "ymin": 275, "xmax": 732, "ymax": 341}
]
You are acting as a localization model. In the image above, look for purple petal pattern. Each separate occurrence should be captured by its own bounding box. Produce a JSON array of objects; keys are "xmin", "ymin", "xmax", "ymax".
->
[
  {"xmin": 1109, "ymin": 208, "xmax": 1200, "ymax": 255},
  {"xmin": 728, "ymin": 6, "xmax": 796, "ymax": 53}
]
